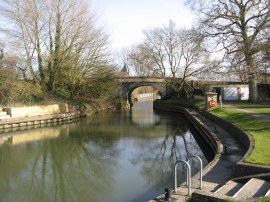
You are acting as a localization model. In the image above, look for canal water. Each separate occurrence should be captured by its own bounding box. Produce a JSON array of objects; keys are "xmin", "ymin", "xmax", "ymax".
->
[{"xmin": 0, "ymin": 102, "xmax": 207, "ymax": 202}]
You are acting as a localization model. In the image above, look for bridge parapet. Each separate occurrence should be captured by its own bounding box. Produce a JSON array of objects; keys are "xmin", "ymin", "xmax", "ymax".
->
[{"xmin": 118, "ymin": 76, "xmax": 165, "ymax": 83}]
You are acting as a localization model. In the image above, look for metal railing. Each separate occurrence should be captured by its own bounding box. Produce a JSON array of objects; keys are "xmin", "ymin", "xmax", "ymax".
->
[
  {"xmin": 187, "ymin": 155, "xmax": 203, "ymax": 189},
  {"xmin": 174, "ymin": 155, "xmax": 203, "ymax": 196},
  {"xmin": 174, "ymin": 160, "xmax": 191, "ymax": 195}
]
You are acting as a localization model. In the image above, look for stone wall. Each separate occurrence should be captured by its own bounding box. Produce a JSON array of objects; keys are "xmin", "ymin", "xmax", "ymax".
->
[
  {"xmin": 3, "ymin": 104, "xmax": 68, "ymax": 118},
  {"xmin": 201, "ymin": 111, "xmax": 252, "ymax": 151}
]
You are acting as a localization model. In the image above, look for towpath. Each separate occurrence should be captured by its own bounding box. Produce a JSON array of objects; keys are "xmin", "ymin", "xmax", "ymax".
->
[{"xmin": 222, "ymin": 104, "xmax": 270, "ymax": 123}]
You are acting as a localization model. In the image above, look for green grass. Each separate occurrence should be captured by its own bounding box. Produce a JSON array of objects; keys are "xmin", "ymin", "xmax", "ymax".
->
[
  {"xmin": 256, "ymin": 198, "xmax": 270, "ymax": 202},
  {"xmin": 211, "ymin": 107, "xmax": 270, "ymax": 165},
  {"xmin": 224, "ymin": 101, "xmax": 270, "ymax": 114},
  {"xmin": 246, "ymin": 108, "xmax": 270, "ymax": 114}
]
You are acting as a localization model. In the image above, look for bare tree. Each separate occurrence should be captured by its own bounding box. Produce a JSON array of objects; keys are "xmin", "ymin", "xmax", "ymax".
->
[
  {"xmin": 1, "ymin": 0, "xmax": 111, "ymax": 97},
  {"xmin": 185, "ymin": 0, "xmax": 270, "ymax": 102},
  {"xmin": 115, "ymin": 48, "xmax": 132, "ymax": 76},
  {"xmin": 142, "ymin": 20, "xmax": 209, "ymax": 97},
  {"xmin": 128, "ymin": 44, "xmax": 155, "ymax": 76}
]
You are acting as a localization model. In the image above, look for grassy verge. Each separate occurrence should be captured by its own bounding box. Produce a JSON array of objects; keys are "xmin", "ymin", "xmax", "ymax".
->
[
  {"xmin": 211, "ymin": 107, "xmax": 270, "ymax": 165},
  {"xmin": 256, "ymin": 198, "xmax": 270, "ymax": 202},
  {"xmin": 204, "ymin": 101, "xmax": 270, "ymax": 165}
]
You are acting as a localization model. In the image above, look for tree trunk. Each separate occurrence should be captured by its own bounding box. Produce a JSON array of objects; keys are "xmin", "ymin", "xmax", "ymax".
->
[
  {"xmin": 249, "ymin": 73, "xmax": 257, "ymax": 102},
  {"xmin": 48, "ymin": 3, "xmax": 61, "ymax": 92}
]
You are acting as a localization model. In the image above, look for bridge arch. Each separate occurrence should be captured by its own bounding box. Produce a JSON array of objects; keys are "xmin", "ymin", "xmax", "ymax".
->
[
  {"xmin": 127, "ymin": 84, "xmax": 163, "ymax": 106},
  {"xmin": 118, "ymin": 77, "xmax": 172, "ymax": 106}
]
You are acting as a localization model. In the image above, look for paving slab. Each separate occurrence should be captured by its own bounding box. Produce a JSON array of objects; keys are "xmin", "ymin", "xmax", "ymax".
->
[
  {"xmin": 215, "ymin": 180, "xmax": 243, "ymax": 196},
  {"xmin": 233, "ymin": 178, "xmax": 267, "ymax": 199}
]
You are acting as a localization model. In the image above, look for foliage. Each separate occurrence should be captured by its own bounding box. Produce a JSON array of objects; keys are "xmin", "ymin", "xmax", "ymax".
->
[
  {"xmin": 0, "ymin": 67, "xmax": 15, "ymax": 104},
  {"xmin": 82, "ymin": 66, "xmax": 119, "ymax": 100},
  {"xmin": 11, "ymin": 82, "xmax": 44, "ymax": 104},
  {"xmin": 0, "ymin": 0, "xmax": 112, "ymax": 101},
  {"xmin": 0, "ymin": 79, "xmax": 44, "ymax": 106},
  {"xmin": 0, "ymin": 61, "xmax": 44, "ymax": 105}
]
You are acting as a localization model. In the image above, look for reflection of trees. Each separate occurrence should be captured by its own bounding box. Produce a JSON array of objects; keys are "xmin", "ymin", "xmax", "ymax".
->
[
  {"xmin": 0, "ymin": 125, "xmax": 119, "ymax": 202},
  {"xmin": 0, "ymin": 103, "xmax": 209, "ymax": 202},
  {"xmin": 131, "ymin": 116, "xmax": 208, "ymax": 189}
]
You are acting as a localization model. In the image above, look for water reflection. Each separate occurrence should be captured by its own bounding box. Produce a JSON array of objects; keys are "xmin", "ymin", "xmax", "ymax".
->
[
  {"xmin": 0, "ymin": 102, "xmax": 207, "ymax": 202},
  {"xmin": 0, "ymin": 124, "xmax": 116, "ymax": 202},
  {"xmin": 130, "ymin": 102, "xmax": 160, "ymax": 127},
  {"xmin": 0, "ymin": 128, "xmax": 63, "ymax": 145}
]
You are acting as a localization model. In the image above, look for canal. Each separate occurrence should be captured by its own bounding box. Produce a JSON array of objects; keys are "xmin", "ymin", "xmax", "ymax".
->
[{"xmin": 0, "ymin": 102, "xmax": 208, "ymax": 202}]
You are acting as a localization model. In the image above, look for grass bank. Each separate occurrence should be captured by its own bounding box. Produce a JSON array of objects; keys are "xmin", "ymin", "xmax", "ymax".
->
[
  {"xmin": 211, "ymin": 107, "xmax": 270, "ymax": 165},
  {"xmin": 155, "ymin": 99, "xmax": 270, "ymax": 166}
]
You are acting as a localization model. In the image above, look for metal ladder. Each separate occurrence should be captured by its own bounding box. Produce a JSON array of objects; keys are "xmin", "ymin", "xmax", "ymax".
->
[{"xmin": 174, "ymin": 155, "xmax": 203, "ymax": 196}]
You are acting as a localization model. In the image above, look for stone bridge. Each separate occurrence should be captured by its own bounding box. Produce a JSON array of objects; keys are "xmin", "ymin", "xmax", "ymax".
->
[{"xmin": 118, "ymin": 76, "xmax": 173, "ymax": 105}]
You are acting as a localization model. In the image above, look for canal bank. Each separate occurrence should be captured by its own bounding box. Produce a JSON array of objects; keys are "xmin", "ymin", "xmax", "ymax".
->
[
  {"xmin": 0, "ymin": 102, "xmax": 119, "ymax": 133},
  {"xmin": 0, "ymin": 104, "xmax": 84, "ymax": 133},
  {"xmin": 150, "ymin": 103, "xmax": 270, "ymax": 202}
]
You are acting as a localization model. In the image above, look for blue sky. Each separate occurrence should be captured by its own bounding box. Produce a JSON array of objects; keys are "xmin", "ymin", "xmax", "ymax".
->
[{"xmin": 89, "ymin": 0, "xmax": 194, "ymax": 50}]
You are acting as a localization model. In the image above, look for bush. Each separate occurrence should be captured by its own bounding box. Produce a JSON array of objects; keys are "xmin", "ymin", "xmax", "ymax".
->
[
  {"xmin": 0, "ymin": 80, "xmax": 45, "ymax": 106},
  {"xmin": 53, "ymin": 87, "xmax": 70, "ymax": 100}
]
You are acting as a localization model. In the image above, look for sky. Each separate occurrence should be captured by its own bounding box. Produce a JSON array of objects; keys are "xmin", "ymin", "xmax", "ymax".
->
[{"xmin": 89, "ymin": 0, "xmax": 194, "ymax": 50}]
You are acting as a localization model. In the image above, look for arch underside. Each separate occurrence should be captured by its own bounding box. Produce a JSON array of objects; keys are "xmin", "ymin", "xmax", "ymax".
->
[{"xmin": 125, "ymin": 82, "xmax": 167, "ymax": 106}]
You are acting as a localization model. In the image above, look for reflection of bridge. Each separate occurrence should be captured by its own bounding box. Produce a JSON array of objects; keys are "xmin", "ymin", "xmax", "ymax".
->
[{"xmin": 118, "ymin": 77, "xmax": 173, "ymax": 105}]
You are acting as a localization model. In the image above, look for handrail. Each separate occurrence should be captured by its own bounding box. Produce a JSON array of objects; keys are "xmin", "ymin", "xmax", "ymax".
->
[
  {"xmin": 187, "ymin": 155, "xmax": 203, "ymax": 189},
  {"xmin": 174, "ymin": 160, "xmax": 191, "ymax": 195}
]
